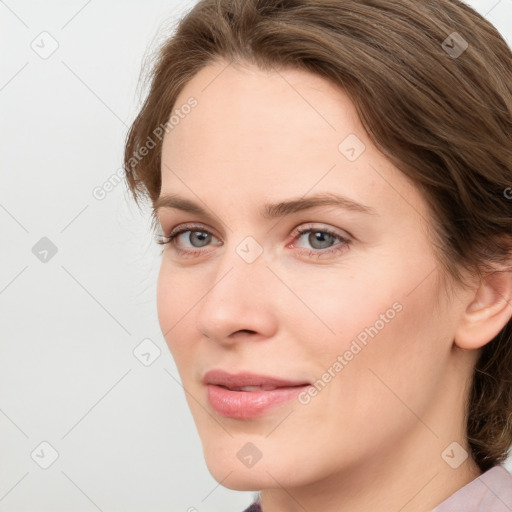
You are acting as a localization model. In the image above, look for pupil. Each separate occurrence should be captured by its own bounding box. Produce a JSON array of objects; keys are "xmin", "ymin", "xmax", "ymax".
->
[
  {"xmin": 309, "ymin": 231, "xmax": 333, "ymax": 249},
  {"xmin": 190, "ymin": 231, "xmax": 210, "ymax": 247}
]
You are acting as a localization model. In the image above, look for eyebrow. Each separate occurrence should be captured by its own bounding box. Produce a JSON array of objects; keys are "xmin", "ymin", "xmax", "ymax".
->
[{"xmin": 153, "ymin": 192, "xmax": 378, "ymax": 221}]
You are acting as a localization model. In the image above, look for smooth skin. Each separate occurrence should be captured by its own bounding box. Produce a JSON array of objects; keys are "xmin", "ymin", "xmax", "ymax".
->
[{"xmin": 155, "ymin": 59, "xmax": 512, "ymax": 512}]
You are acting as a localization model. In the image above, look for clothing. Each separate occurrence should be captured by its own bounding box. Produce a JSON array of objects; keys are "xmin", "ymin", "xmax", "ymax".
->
[
  {"xmin": 241, "ymin": 464, "xmax": 512, "ymax": 512},
  {"xmin": 241, "ymin": 502, "xmax": 262, "ymax": 512},
  {"xmin": 431, "ymin": 464, "xmax": 512, "ymax": 512}
]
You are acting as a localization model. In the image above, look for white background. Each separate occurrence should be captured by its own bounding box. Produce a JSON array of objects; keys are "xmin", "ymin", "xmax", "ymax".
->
[{"xmin": 1, "ymin": 1, "xmax": 511, "ymax": 511}]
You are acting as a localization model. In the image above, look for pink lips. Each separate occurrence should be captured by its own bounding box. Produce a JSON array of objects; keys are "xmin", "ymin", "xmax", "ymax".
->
[{"xmin": 203, "ymin": 369, "xmax": 311, "ymax": 419}]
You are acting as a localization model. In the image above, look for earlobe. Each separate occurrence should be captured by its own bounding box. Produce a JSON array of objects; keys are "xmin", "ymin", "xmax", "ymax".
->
[{"xmin": 454, "ymin": 270, "xmax": 512, "ymax": 350}]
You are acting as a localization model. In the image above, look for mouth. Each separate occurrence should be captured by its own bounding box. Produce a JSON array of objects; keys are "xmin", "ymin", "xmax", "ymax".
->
[
  {"xmin": 203, "ymin": 369, "xmax": 312, "ymax": 419},
  {"xmin": 203, "ymin": 369, "xmax": 311, "ymax": 388},
  {"xmin": 217, "ymin": 384, "xmax": 300, "ymax": 391}
]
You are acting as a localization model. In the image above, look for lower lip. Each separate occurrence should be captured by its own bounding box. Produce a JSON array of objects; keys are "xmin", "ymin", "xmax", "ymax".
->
[{"xmin": 206, "ymin": 384, "xmax": 309, "ymax": 419}]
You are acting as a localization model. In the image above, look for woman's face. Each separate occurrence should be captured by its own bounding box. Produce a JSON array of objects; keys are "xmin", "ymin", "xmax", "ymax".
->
[{"xmin": 156, "ymin": 60, "xmax": 474, "ymax": 490}]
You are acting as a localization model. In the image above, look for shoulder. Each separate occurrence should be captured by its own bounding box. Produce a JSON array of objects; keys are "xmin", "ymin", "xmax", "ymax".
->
[
  {"xmin": 432, "ymin": 464, "xmax": 512, "ymax": 512},
  {"xmin": 241, "ymin": 501, "xmax": 261, "ymax": 512}
]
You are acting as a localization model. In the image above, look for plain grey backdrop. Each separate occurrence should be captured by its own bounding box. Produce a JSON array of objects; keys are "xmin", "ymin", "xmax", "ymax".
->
[{"xmin": 1, "ymin": 0, "xmax": 511, "ymax": 511}]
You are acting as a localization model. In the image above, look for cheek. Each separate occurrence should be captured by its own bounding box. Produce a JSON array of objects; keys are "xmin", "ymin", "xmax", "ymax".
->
[
  {"xmin": 291, "ymin": 247, "xmax": 449, "ymax": 395},
  {"xmin": 278, "ymin": 258, "xmax": 402, "ymax": 352},
  {"xmin": 156, "ymin": 262, "xmax": 199, "ymax": 362},
  {"xmin": 156, "ymin": 257, "xmax": 204, "ymax": 322},
  {"xmin": 156, "ymin": 264, "xmax": 176, "ymax": 337},
  {"xmin": 301, "ymin": 263, "xmax": 449, "ymax": 441}
]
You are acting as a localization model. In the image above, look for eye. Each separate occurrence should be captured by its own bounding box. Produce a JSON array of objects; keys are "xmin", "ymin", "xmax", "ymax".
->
[
  {"xmin": 290, "ymin": 225, "xmax": 351, "ymax": 258},
  {"xmin": 175, "ymin": 230, "xmax": 212, "ymax": 248},
  {"xmin": 156, "ymin": 222, "xmax": 352, "ymax": 259},
  {"xmin": 296, "ymin": 229, "xmax": 338, "ymax": 250},
  {"xmin": 156, "ymin": 223, "xmax": 221, "ymax": 256}
]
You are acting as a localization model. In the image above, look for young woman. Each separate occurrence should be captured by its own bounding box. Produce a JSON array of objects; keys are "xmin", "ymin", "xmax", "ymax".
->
[{"xmin": 123, "ymin": 1, "xmax": 512, "ymax": 510}]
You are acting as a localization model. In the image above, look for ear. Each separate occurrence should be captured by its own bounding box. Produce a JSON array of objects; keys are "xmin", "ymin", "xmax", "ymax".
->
[{"xmin": 454, "ymin": 269, "xmax": 512, "ymax": 350}]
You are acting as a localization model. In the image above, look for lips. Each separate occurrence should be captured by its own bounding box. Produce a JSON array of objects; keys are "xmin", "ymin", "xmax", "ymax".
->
[
  {"xmin": 202, "ymin": 369, "xmax": 310, "ymax": 390},
  {"xmin": 203, "ymin": 369, "xmax": 312, "ymax": 419}
]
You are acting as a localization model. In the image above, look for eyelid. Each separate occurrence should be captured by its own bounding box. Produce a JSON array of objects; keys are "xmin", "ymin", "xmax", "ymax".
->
[
  {"xmin": 163, "ymin": 221, "xmax": 351, "ymax": 244},
  {"xmin": 159, "ymin": 221, "xmax": 353, "ymax": 262},
  {"xmin": 287, "ymin": 222, "xmax": 353, "ymax": 245},
  {"xmin": 167, "ymin": 222, "xmax": 222, "ymax": 240}
]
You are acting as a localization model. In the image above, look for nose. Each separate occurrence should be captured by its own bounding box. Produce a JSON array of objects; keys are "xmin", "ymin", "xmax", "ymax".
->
[{"xmin": 195, "ymin": 247, "xmax": 278, "ymax": 345}]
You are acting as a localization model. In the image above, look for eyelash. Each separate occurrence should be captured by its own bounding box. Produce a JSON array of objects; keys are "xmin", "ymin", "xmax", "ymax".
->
[{"xmin": 156, "ymin": 223, "xmax": 352, "ymax": 259}]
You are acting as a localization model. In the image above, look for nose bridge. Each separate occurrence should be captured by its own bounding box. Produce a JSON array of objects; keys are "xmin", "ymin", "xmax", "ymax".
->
[
  {"xmin": 209, "ymin": 234, "xmax": 269, "ymax": 300},
  {"xmin": 195, "ymin": 236, "xmax": 275, "ymax": 339}
]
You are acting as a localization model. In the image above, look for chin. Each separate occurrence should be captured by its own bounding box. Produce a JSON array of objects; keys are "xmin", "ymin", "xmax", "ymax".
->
[
  {"xmin": 201, "ymin": 439, "xmax": 315, "ymax": 492},
  {"xmin": 204, "ymin": 459, "xmax": 277, "ymax": 491},
  {"xmin": 199, "ymin": 438, "xmax": 270, "ymax": 488}
]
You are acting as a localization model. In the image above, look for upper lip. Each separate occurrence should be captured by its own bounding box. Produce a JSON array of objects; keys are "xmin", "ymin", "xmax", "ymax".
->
[{"xmin": 203, "ymin": 369, "xmax": 311, "ymax": 389}]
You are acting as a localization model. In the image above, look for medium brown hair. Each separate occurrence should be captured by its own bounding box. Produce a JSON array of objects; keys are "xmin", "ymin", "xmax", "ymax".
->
[{"xmin": 124, "ymin": 0, "xmax": 512, "ymax": 472}]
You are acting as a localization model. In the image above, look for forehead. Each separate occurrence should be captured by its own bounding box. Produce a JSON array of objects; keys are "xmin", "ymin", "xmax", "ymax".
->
[
  {"xmin": 163, "ymin": 61, "xmax": 358, "ymax": 179},
  {"xmin": 164, "ymin": 60, "xmax": 359, "ymax": 152},
  {"xmin": 159, "ymin": 60, "xmax": 426, "ymax": 223}
]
